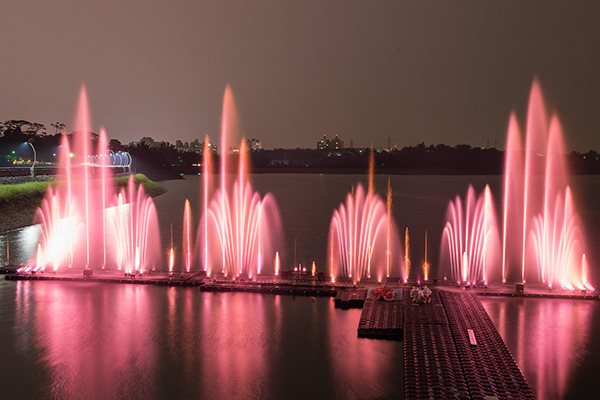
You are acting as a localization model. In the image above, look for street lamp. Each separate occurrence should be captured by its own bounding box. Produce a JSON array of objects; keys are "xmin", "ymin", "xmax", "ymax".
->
[{"xmin": 26, "ymin": 141, "xmax": 36, "ymax": 177}]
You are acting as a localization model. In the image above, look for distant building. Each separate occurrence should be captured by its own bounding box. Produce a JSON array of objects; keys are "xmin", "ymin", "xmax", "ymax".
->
[
  {"xmin": 174, "ymin": 139, "xmax": 203, "ymax": 153},
  {"xmin": 246, "ymin": 138, "xmax": 262, "ymax": 151},
  {"xmin": 329, "ymin": 134, "xmax": 344, "ymax": 150},
  {"xmin": 317, "ymin": 134, "xmax": 329, "ymax": 150},
  {"xmin": 140, "ymin": 136, "xmax": 157, "ymax": 148},
  {"xmin": 203, "ymin": 142, "xmax": 218, "ymax": 154},
  {"xmin": 318, "ymin": 134, "xmax": 344, "ymax": 150}
]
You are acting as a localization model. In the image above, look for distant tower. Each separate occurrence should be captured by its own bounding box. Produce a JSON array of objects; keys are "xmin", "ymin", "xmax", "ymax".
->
[{"xmin": 317, "ymin": 134, "xmax": 329, "ymax": 150}]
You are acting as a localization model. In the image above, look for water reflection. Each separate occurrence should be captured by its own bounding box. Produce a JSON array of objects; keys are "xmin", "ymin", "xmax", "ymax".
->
[
  {"xmin": 482, "ymin": 298, "xmax": 594, "ymax": 400},
  {"xmin": 327, "ymin": 304, "xmax": 402, "ymax": 399},
  {"xmin": 25, "ymin": 281, "xmax": 159, "ymax": 399},
  {"xmin": 4, "ymin": 281, "xmax": 404, "ymax": 399},
  {"xmin": 200, "ymin": 292, "xmax": 275, "ymax": 399}
]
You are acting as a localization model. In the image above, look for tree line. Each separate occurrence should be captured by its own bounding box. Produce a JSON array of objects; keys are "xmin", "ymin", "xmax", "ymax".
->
[{"xmin": 2, "ymin": 121, "xmax": 600, "ymax": 175}]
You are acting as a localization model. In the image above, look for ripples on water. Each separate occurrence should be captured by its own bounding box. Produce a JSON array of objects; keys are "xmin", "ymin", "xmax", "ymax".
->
[
  {"xmin": 3, "ymin": 175, "xmax": 600, "ymax": 398},
  {"xmin": 0, "ymin": 280, "xmax": 402, "ymax": 399},
  {"xmin": 481, "ymin": 297, "xmax": 600, "ymax": 400}
]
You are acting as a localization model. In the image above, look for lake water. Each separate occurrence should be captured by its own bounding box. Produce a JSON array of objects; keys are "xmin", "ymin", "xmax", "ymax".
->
[{"xmin": 2, "ymin": 173, "xmax": 600, "ymax": 399}]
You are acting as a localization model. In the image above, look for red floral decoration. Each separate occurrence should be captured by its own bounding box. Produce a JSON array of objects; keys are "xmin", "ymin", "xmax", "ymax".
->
[{"xmin": 372, "ymin": 287, "xmax": 395, "ymax": 301}]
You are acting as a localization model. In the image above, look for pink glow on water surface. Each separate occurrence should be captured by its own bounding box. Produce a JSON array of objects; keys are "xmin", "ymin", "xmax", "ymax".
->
[
  {"xmin": 326, "ymin": 300, "xmax": 399, "ymax": 398},
  {"xmin": 21, "ymin": 282, "xmax": 159, "ymax": 399},
  {"xmin": 482, "ymin": 298, "xmax": 594, "ymax": 400}
]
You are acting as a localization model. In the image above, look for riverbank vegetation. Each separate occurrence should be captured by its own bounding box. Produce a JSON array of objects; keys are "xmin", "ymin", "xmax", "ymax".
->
[{"xmin": 0, "ymin": 174, "xmax": 166, "ymax": 232}]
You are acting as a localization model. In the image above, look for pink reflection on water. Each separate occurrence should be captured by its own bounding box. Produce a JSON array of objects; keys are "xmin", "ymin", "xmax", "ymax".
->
[
  {"xmin": 200, "ymin": 293, "xmax": 274, "ymax": 399},
  {"xmin": 482, "ymin": 298, "xmax": 593, "ymax": 400},
  {"xmin": 27, "ymin": 282, "xmax": 158, "ymax": 399},
  {"xmin": 326, "ymin": 302, "xmax": 399, "ymax": 398}
]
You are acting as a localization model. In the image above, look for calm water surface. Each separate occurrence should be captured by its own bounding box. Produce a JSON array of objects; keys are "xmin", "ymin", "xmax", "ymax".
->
[
  {"xmin": 2, "ymin": 174, "xmax": 600, "ymax": 399},
  {"xmin": 0, "ymin": 280, "xmax": 402, "ymax": 399}
]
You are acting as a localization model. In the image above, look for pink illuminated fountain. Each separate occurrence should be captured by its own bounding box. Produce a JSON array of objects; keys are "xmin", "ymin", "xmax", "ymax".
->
[
  {"xmin": 198, "ymin": 85, "xmax": 283, "ymax": 278},
  {"xmin": 183, "ymin": 199, "xmax": 193, "ymax": 272},
  {"xmin": 327, "ymin": 158, "xmax": 402, "ymax": 283},
  {"xmin": 441, "ymin": 185, "xmax": 501, "ymax": 284},
  {"xmin": 502, "ymin": 80, "xmax": 591, "ymax": 290},
  {"xmin": 31, "ymin": 85, "xmax": 160, "ymax": 273},
  {"xmin": 107, "ymin": 176, "xmax": 160, "ymax": 273}
]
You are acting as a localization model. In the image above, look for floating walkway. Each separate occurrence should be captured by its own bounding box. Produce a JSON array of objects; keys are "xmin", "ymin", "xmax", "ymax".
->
[
  {"xmin": 200, "ymin": 283, "xmax": 336, "ymax": 296},
  {"xmin": 334, "ymin": 289, "xmax": 367, "ymax": 308},
  {"xmin": 437, "ymin": 291, "xmax": 534, "ymax": 399},
  {"xmin": 404, "ymin": 290, "xmax": 468, "ymax": 399},
  {"xmin": 404, "ymin": 290, "xmax": 534, "ymax": 399},
  {"xmin": 477, "ymin": 290, "xmax": 598, "ymax": 300},
  {"xmin": 358, "ymin": 298, "xmax": 403, "ymax": 339},
  {"xmin": 4, "ymin": 273, "xmax": 205, "ymax": 287},
  {"xmin": 354, "ymin": 289, "xmax": 534, "ymax": 399},
  {"xmin": 4, "ymin": 273, "xmax": 339, "ymax": 296}
]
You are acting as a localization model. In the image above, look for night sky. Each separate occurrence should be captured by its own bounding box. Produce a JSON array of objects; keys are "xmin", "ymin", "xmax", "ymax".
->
[{"xmin": 1, "ymin": 1, "xmax": 599, "ymax": 150}]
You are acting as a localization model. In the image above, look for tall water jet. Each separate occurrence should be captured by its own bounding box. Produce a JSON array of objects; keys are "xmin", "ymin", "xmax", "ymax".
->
[
  {"xmin": 33, "ymin": 86, "xmax": 118, "ymax": 271},
  {"xmin": 441, "ymin": 185, "xmax": 501, "ymax": 284},
  {"xmin": 183, "ymin": 199, "xmax": 193, "ymax": 272},
  {"xmin": 329, "ymin": 234, "xmax": 335, "ymax": 282},
  {"xmin": 522, "ymin": 80, "xmax": 549, "ymax": 283},
  {"xmin": 72, "ymin": 85, "xmax": 93, "ymax": 268},
  {"xmin": 199, "ymin": 86, "xmax": 283, "ymax": 277},
  {"xmin": 98, "ymin": 127, "xmax": 113, "ymax": 269},
  {"xmin": 169, "ymin": 224, "xmax": 174, "ymax": 273},
  {"xmin": 502, "ymin": 80, "xmax": 591, "ymax": 289},
  {"xmin": 502, "ymin": 113, "xmax": 524, "ymax": 283},
  {"xmin": 404, "ymin": 227, "xmax": 410, "ymax": 283},
  {"xmin": 423, "ymin": 231, "xmax": 429, "ymax": 281},
  {"xmin": 386, "ymin": 178, "xmax": 392, "ymax": 278},
  {"xmin": 202, "ymin": 136, "xmax": 213, "ymax": 275},
  {"xmin": 31, "ymin": 86, "xmax": 161, "ymax": 273},
  {"xmin": 274, "ymin": 251, "xmax": 280, "ymax": 276}
]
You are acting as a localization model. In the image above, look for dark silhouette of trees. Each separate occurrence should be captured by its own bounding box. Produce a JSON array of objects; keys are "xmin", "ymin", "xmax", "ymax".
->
[
  {"xmin": 109, "ymin": 139, "xmax": 123, "ymax": 152},
  {"xmin": 50, "ymin": 122, "xmax": 66, "ymax": 135}
]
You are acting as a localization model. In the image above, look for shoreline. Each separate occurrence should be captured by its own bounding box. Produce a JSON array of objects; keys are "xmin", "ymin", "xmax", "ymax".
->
[{"xmin": 0, "ymin": 174, "xmax": 167, "ymax": 232}]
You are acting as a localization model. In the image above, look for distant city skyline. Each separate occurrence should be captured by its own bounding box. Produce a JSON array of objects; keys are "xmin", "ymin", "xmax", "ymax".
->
[{"xmin": 2, "ymin": 1, "xmax": 600, "ymax": 151}]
